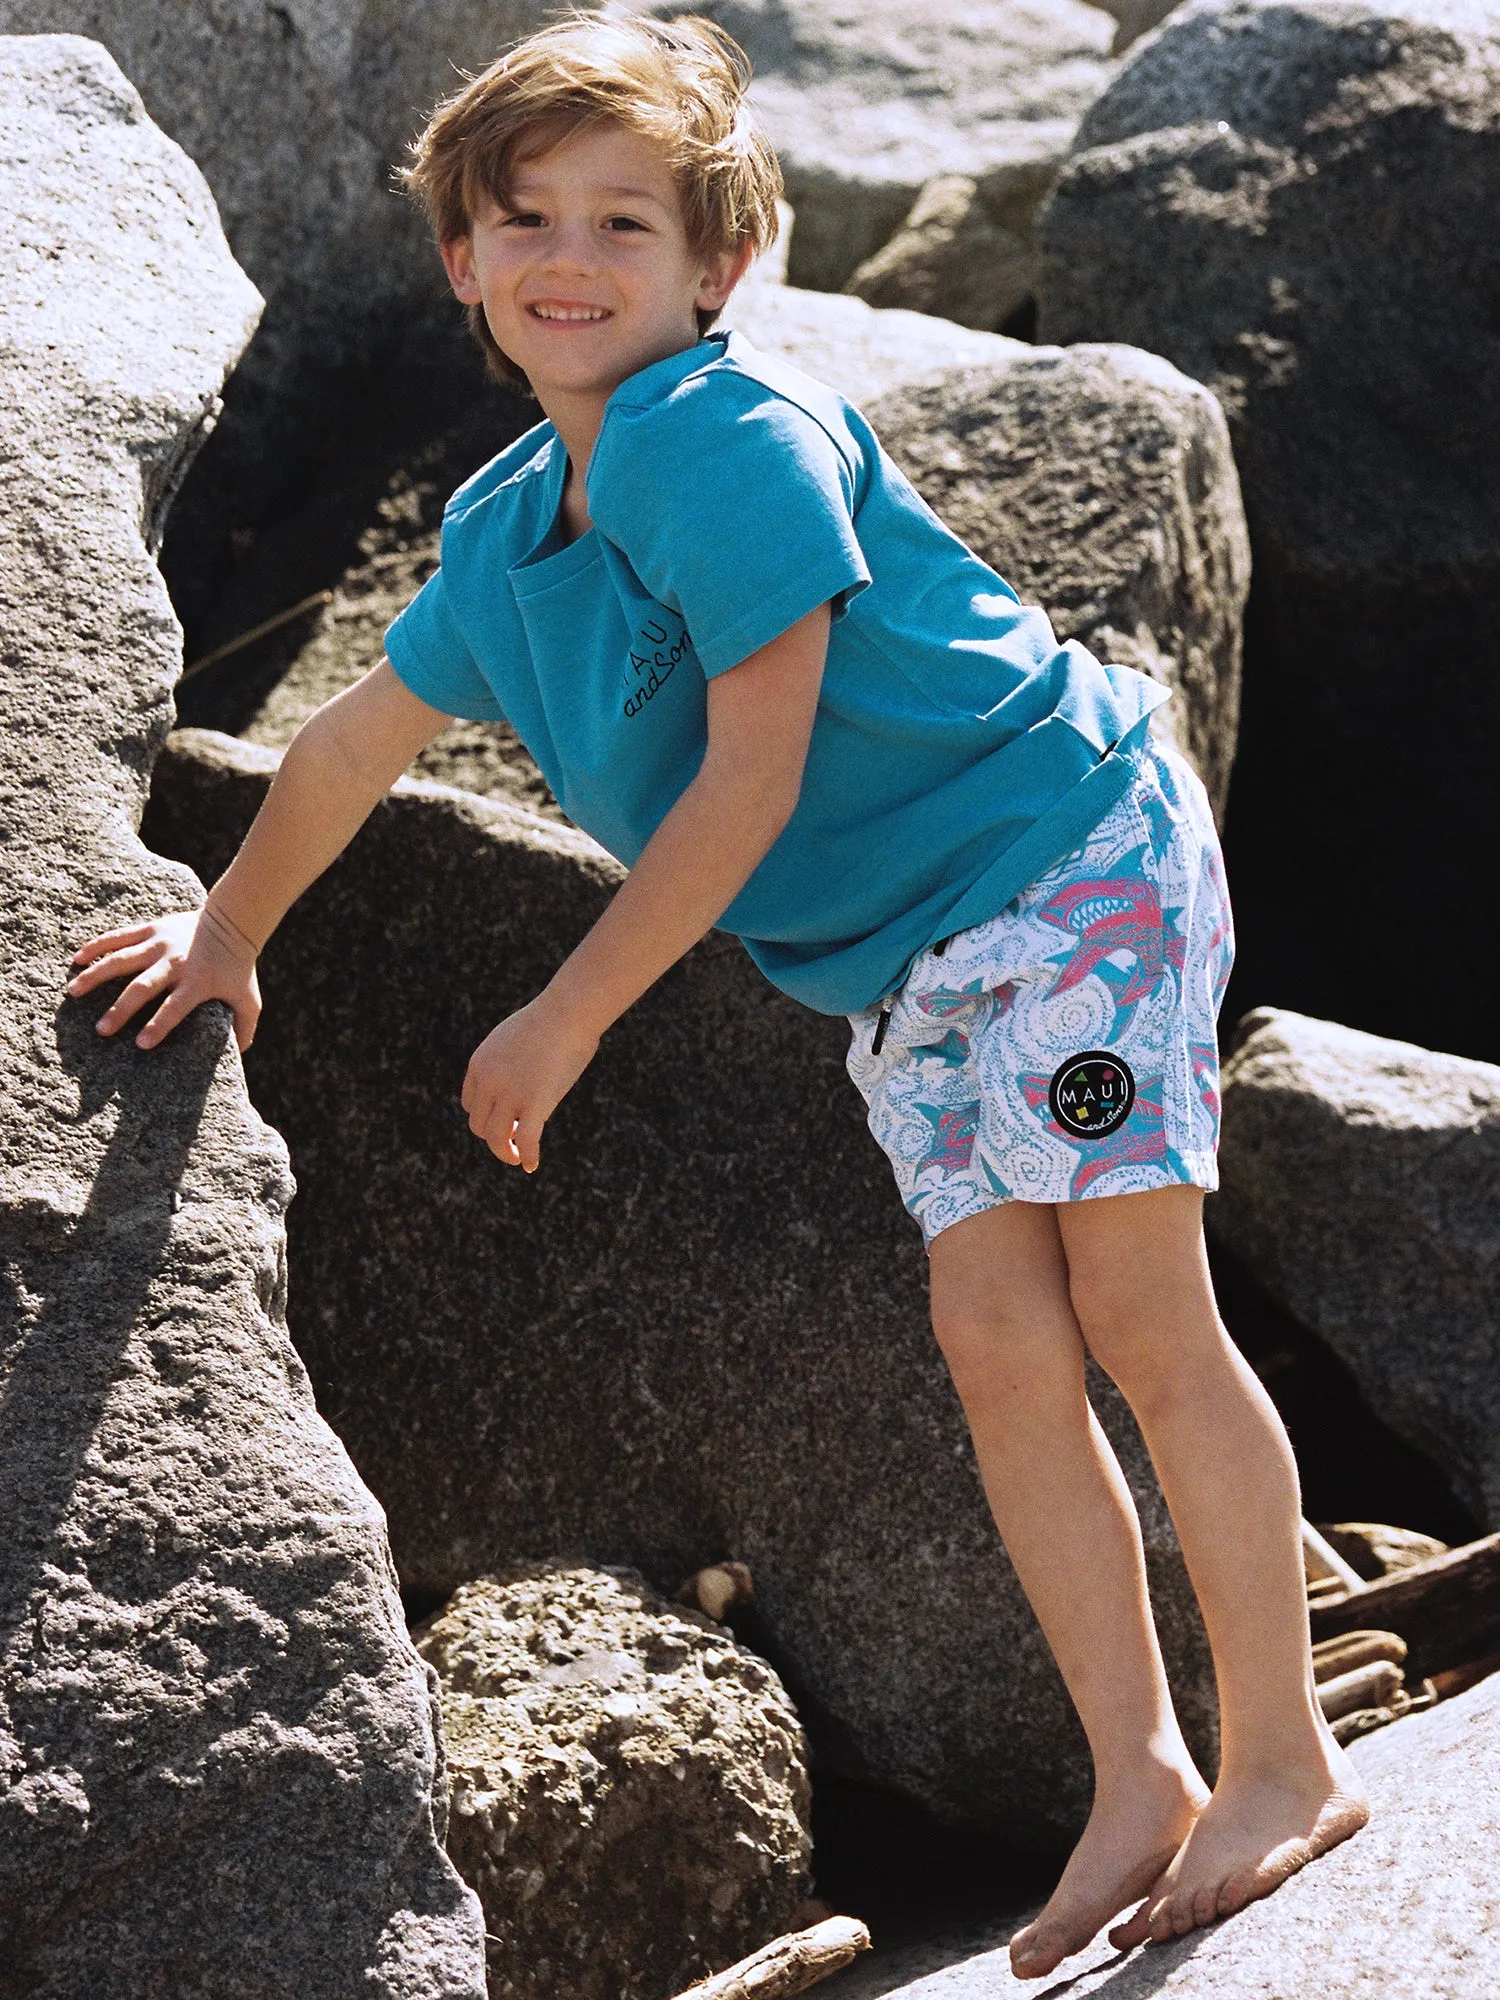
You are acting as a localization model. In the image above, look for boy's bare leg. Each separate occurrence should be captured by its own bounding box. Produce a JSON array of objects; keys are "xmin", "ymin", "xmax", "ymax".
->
[
  {"xmin": 926, "ymin": 1203, "xmax": 1210, "ymax": 1980},
  {"xmin": 1055, "ymin": 1185, "xmax": 1368, "ymax": 1950}
]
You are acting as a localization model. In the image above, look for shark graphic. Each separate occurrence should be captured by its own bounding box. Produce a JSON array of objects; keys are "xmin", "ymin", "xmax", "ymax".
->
[{"xmin": 1036, "ymin": 855, "xmax": 1186, "ymax": 1032}]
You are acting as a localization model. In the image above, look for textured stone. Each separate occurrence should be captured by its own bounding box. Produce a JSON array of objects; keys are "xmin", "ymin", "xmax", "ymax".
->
[
  {"xmin": 142, "ymin": 727, "xmax": 1220, "ymax": 1839},
  {"xmin": 1036, "ymin": 0, "xmax": 1500, "ymax": 1064},
  {"xmin": 416, "ymin": 1563, "xmax": 812, "ymax": 2000},
  {"xmin": 866, "ymin": 345, "xmax": 1249, "ymax": 809},
  {"xmin": 845, "ymin": 157, "xmax": 1065, "ymax": 334},
  {"xmin": 651, "ymin": 0, "xmax": 1116, "ymax": 291},
  {"xmin": 0, "ymin": 35, "xmax": 484, "ymax": 1996},
  {"xmin": 819, "ymin": 1667, "xmax": 1500, "ymax": 1997},
  {"xmin": 1208, "ymin": 1007, "xmax": 1500, "ymax": 1529}
]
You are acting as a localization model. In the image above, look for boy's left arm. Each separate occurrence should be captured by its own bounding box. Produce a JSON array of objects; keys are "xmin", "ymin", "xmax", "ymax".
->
[{"xmin": 461, "ymin": 602, "xmax": 831, "ymax": 1171}]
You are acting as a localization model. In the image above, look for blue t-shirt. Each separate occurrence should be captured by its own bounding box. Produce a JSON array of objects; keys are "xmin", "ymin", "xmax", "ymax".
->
[{"xmin": 385, "ymin": 330, "xmax": 1169, "ymax": 1016}]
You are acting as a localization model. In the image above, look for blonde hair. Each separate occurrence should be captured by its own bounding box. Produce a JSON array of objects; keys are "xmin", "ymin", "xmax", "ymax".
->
[{"xmin": 401, "ymin": 7, "xmax": 783, "ymax": 390}]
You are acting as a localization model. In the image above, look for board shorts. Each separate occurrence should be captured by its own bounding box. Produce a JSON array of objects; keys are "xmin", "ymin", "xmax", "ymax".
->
[{"xmin": 845, "ymin": 738, "xmax": 1234, "ymax": 1245}]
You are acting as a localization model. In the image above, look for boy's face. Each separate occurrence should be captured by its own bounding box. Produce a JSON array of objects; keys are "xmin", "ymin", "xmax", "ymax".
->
[{"xmin": 441, "ymin": 122, "xmax": 749, "ymax": 408}]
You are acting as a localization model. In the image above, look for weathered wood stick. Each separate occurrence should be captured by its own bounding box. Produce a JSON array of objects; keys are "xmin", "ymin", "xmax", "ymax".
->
[
  {"xmin": 1309, "ymin": 1531, "xmax": 1500, "ymax": 1680},
  {"xmin": 1312, "ymin": 1629, "xmax": 1406, "ymax": 1684},
  {"xmin": 671, "ymin": 1917, "xmax": 872, "ymax": 2000},
  {"xmin": 1316, "ymin": 1658, "xmax": 1404, "ymax": 1723}
]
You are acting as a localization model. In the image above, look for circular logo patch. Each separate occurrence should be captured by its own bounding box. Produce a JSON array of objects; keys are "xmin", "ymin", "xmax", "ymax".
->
[{"xmin": 1048, "ymin": 1052, "xmax": 1136, "ymax": 1140}]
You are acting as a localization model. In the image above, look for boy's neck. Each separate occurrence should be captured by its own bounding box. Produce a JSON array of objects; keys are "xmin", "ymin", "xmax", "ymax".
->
[{"xmin": 535, "ymin": 328, "xmax": 711, "ymax": 546}]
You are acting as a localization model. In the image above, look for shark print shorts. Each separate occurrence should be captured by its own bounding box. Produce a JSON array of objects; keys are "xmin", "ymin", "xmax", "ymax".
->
[{"xmin": 845, "ymin": 738, "xmax": 1235, "ymax": 1245}]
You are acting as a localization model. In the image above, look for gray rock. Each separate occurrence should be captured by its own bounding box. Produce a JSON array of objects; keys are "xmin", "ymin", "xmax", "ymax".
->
[
  {"xmin": 1036, "ymin": 0, "xmax": 1500, "ymax": 1064},
  {"xmin": 0, "ymin": 35, "xmax": 484, "ymax": 1995},
  {"xmin": 819, "ymin": 1665, "xmax": 1500, "ymax": 1997},
  {"xmin": 1208, "ymin": 1007, "xmax": 1500, "ymax": 1530},
  {"xmin": 844, "ymin": 160, "xmax": 1062, "ymax": 334},
  {"xmin": 142, "ymin": 726, "xmax": 1219, "ymax": 1839},
  {"xmin": 415, "ymin": 1562, "xmax": 812, "ymax": 2000},
  {"xmin": 651, "ymin": 0, "xmax": 1116, "ymax": 291},
  {"xmin": 866, "ymin": 344, "xmax": 1250, "ymax": 810}
]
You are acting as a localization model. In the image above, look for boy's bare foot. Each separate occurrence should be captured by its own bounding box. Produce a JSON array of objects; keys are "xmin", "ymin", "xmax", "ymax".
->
[
  {"xmin": 1009, "ymin": 1759, "xmax": 1210, "ymax": 1979},
  {"xmin": 1107, "ymin": 1743, "xmax": 1370, "ymax": 1949}
]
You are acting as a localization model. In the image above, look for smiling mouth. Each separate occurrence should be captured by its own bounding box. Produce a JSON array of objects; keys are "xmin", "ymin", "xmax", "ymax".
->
[{"xmin": 528, "ymin": 303, "xmax": 611, "ymax": 323}]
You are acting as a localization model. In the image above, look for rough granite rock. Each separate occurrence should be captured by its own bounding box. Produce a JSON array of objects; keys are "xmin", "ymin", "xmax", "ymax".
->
[
  {"xmin": 0, "ymin": 35, "xmax": 484, "ymax": 1996},
  {"xmin": 142, "ymin": 727, "xmax": 1220, "ymax": 1838},
  {"xmin": 818, "ymin": 1665, "xmax": 1500, "ymax": 1997},
  {"xmin": 416, "ymin": 1563, "xmax": 812, "ymax": 2000},
  {"xmin": 651, "ymin": 0, "xmax": 1117, "ymax": 290},
  {"xmin": 866, "ymin": 345, "xmax": 1250, "ymax": 810},
  {"xmin": 1036, "ymin": 0, "xmax": 1500, "ymax": 1064},
  {"xmin": 844, "ymin": 157, "xmax": 1066, "ymax": 333},
  {"xmin": 1208, "ymin": 1007, "xmax": 1500, "ymax": 1530}
]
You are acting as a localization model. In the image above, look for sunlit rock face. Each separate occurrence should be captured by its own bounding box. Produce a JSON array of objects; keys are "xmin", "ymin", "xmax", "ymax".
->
[{"xmin": 0, "ymin": 36, "xmax": 485, "ymax": 1997}]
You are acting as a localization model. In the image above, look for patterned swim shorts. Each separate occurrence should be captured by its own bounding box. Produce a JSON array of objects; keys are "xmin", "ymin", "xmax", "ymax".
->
[{"xmin": 845, "ymin": 739, "xmax": 1235, "ymax": 1245}]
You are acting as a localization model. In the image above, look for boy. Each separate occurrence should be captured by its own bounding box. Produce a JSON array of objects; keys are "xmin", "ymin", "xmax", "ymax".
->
[{"xmin": 69, "ymin": 9, "xmax": 1367, "ymax": 1976}]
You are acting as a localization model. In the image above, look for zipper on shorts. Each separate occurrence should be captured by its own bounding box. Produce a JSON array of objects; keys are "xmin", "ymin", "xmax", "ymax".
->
[{"xmin": 872, "ymin": 933, "xmax": 951, "ymax": 1055}]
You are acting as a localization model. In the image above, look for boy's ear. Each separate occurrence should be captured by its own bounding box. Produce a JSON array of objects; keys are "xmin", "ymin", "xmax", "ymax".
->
[
  {"xmin": 697, "ymin": 238, "xmax": 756, "ymax": 314},
  {"xmin": 440, "ymin": 235, "xmax": 483, "ymax": 306}
]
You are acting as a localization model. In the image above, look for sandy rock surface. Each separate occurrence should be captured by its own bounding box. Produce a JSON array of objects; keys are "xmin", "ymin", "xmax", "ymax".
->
[
  {"xmin": 651, "ymin": 0, "xmax": 1117, "ymax": 290},
  {"xmin": 143, "ymin": 729, "xmax": 1219, "ymax": 1838},
  {"xmin": 416, "ymin": 1563, "xmax": 812, "ymax": 2000},
  {"xmin": 1037, "ymin": 0, "xmax": 1500, "ymax": 1065},
  {"xmin": 866, "ymin": 345, "xmax": 1249, "ymax": 811},
  {"xmin": 0, "ymin": 35, "xmax": 484, "ymax": 1996},
  {"xmin": 818, "ymin": 1665, "xmax": 1500, "ymax": 1997},
  {"xmin": 1210, "ymin": 1008, "xmax": 1500, "ymax": 1529}
]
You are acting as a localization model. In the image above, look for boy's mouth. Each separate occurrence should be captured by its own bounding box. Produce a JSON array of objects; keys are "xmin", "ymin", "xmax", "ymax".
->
[{"xmin": 528, "ymin": 302, "xmax": 611, "ymax": 323}]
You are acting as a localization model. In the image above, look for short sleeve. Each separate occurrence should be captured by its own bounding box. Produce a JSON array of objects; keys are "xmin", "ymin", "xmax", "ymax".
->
[
  {"xmin": 384, "ymin": 566, "xmax": 506, "ymax": 722},
  {"xmin": 588, "ymin": 380, "xmax": 871, "ymax": 678}
]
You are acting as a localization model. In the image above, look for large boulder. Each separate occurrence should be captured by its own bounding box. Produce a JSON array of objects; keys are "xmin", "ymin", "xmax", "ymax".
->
[
  {"xmin": 416, "ymin": 1563, "xmax": 812, "ymax": 2000},
  {"xmin": 142, "ymin": 728, "xmax": 1220, "ymax": 1840},
  {"xmin": 1208, "ymin": 1008, "xmax": 1500, "ymax": 1530},
  {"xmin": 821, "ymin": 1664, "xmax": 1500, "ymax": 1996},
  {"xmin": 0, "ymin": 36, "xmax": 484, "ymax": 1996},
  {"xmin": 1036, "ymin": 0, "xmax": 1500, "ymax": 1065},
  {"xmin": 866, "ymin": 345, "xmax": 1249, "ymax": 811},
  {"xmin": 652, "ymin": 0, "xmax": 1118, "ymax": 291}
]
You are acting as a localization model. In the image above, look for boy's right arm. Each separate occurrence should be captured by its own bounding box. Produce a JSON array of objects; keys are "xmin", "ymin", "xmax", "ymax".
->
[{"xmin": 68, "ymin": 662, "xmax": 452, "ymax": 1051}]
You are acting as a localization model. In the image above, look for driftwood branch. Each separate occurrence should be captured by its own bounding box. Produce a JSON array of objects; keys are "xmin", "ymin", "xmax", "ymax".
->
[
  {"xmin": 671, "ymin": 1918, "xmax": 872, "ymax": 2000},
  {"xmin": 1309, "ymin": 1530, "xmax": 1500, "ymax": 1680}
]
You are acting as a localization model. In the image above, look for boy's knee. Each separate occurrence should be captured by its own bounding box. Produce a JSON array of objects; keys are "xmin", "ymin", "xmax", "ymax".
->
[{"xmin": 1067, "ymin": 1263, "xmax": 1172, "ymax": 1395}]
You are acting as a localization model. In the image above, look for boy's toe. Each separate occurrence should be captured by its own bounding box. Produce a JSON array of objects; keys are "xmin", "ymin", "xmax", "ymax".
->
[
  {"xmin": 1106, "ymin": 1899, "xmax": 1155, "ymax": 1952},
  {"xmin": 1192, "ymin": 1880, "xmax": 1223, "ymax": 1927}
]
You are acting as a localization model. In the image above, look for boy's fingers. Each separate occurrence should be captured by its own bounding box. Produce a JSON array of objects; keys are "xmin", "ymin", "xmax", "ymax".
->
[
  {"xmin": 68, "ymin": 939, "xmax": 162, "ymax": 996},
  {"xmin": 515, "ymin": 1115, "xmax": 543, "ymax": 1175},
  {"xmin": 71, "ymin": 921, "xmax": 157, "ymax": 966},
  {"xmin": 136, "ymin": 985, "xmax": 195, "ymax": 1050},
  {"xmin": 95, "ymin": 962, "xmax": 172, "ymax": 1034}
]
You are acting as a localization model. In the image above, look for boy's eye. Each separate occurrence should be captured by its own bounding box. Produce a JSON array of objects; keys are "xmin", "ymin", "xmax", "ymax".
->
[
  {"xmin": 502, "ymin": 211, "xmax": 545, "ymax": 229},
  {"xmin": 606, "ymin": 215, "xmax": 648, "ymax": 232}
]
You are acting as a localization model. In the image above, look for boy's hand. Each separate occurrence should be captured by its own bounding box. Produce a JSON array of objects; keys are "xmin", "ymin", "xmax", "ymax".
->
[
  {"xmin": 461, "ymin": 996, "xmax": 600, "ymax": 1173},
  {"xmin": 67, "ymin": 905, "xmax": 262, "ymax": 1052}
]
